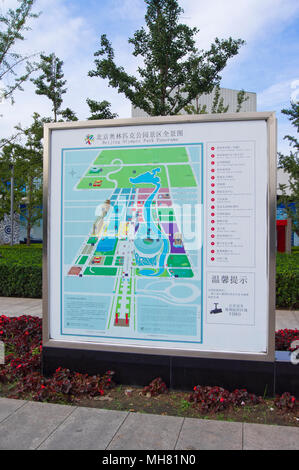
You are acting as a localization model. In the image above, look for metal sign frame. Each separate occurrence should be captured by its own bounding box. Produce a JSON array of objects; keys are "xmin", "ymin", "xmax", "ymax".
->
[{"xmin": 42, "ymin": 112, "xmax": 276, "ymax": 362}]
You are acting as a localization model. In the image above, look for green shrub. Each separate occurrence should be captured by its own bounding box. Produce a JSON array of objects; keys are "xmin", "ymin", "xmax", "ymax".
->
[
  {"xmin": 276, "ymin": 252, "xmax": 299, "ymax": 309},
  {"xmin": 0, "ymin": 244, "xmax": 42, "ymax": 265},
  {"xmin": 0, "ymin": 244, "xmax": 298, "ymax": 308},
  {"xmin": 0, "ymin": 245, "xmax": 42, "ymax": 298}
]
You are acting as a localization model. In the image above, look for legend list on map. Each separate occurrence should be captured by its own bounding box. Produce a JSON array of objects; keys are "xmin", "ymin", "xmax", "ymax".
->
[{"xmin": 206, "ymin": 141, "xmax": 255, "ymax": 267}]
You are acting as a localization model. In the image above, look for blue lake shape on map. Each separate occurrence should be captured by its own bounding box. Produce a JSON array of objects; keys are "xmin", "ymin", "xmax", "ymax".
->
[
  {"xmin": 130, "ymin": 167, "xmax": 169, "ymax": 277},
  {"xmin": 96, "ymin": 237, "xmax": 116, "ymax": 252}
]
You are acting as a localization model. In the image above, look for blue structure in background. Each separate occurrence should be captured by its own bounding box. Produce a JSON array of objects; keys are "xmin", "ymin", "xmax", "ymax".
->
[
  {"xmin": 19, "ymin": 204, "xmax": 43, "ymax": 244},
  {"xmin": 276, "ymin": 202, "xmax": 299, "ymax": 246}
]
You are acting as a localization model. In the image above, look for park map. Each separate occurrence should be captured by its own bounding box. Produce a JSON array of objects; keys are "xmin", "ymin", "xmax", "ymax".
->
[{"xmin": 61, "ymin": 145, "xmax": 203, "ymax": 345}]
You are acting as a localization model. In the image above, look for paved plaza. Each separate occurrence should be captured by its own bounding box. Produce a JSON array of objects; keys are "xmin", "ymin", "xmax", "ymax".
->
[{"xmin": 0, "ymin": 398, "xmax": 299, "ymax": 450}]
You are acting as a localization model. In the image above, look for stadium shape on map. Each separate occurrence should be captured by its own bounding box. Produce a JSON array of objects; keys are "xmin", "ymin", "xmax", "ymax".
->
[{"xmin": 66, "ymin": 146, "xmax": 200, "ymax": 333}]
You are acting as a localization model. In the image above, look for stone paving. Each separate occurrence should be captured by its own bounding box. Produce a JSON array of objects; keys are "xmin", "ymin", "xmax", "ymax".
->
[
  {"xmin": 0, "ymin": 297, "xmax": 42, "ymax": 318},
  {"xmin": 0, "ymin": 398, "xmax": 299, "ymax": 450}
]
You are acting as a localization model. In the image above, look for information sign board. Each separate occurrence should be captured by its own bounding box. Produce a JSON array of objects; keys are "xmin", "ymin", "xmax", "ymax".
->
[{"xmin": 43, "ymin": 113, "xmax": 276, "ymax": 361}]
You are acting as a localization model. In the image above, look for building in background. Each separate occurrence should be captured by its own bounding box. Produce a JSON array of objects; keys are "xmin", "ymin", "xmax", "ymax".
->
[
  {"xmin": 131, "ymin": 87, "xmax": 257, "ymax": 118},
  {"xmin": 277, "ymin": 169, "xmax": 299, "ymax": 247}
]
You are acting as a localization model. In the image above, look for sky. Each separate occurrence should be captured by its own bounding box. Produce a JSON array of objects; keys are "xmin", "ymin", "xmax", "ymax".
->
[{"xmin": 1, "ymin": 0, "xmax": 299, "ymax": 154}]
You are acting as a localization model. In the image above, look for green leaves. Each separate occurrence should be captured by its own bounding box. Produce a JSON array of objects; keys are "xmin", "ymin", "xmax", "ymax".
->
[
  {"xmin": 86, "ymin": 98, "xmax": 118, "ymax": 120},
  {"xmin": 276, "ymin": 252, "xmax": 299, "ymax": 308},
  {"xmin": 0, "ymin": 113, "xmax": 46, "ymax": 241},
  {"xmin": 31, "ymin": 53, "xmax": 68, "ymax": 122},
  {"xmin": 88, "ymin": 0, "xmax": 244, "ymax": 116},
  {"xmin": 0, "ymin": 245, "xmax": 42, "ymax": 298},
  {"xmin": 31, "ymin": 53, "xmax": 77, "ymax": 122},
  {"xmin": 0, "ymin": 0, "xmax": 40, "ymax": 104}
]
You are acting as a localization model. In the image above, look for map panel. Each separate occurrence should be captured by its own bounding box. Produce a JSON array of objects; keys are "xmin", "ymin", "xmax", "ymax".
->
[{"xmin": 61, "ymin": 145, "xmax": 203, "ymax": 344}]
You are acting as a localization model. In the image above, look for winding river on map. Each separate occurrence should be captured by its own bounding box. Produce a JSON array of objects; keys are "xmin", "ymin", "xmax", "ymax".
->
[{"xmin": 130, "ymin": 167, "xmax": 169, "ymax": 277}]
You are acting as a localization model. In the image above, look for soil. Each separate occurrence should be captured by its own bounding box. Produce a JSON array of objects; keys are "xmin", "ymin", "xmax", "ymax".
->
[{"xmin": 13, "ymin": 384, "xmax": 298, "ymax": 428}]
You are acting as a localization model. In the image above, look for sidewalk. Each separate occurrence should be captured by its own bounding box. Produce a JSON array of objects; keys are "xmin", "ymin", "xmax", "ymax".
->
[
  {"xmin": 1, "ymin": 297, "xmax": 299, "ymax": 329},
  {"xmin": 0, "ymin": 297, "xmax": 42, "ymax": 318},
  {"xmin": 0, "ymin": 397, "xmax": 299, "ymax": 450}
]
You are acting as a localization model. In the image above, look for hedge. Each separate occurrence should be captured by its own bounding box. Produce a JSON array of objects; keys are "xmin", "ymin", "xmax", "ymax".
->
[
  {"xmin": 0, "ymin": 245, "xmax": 42, "ymax": 298},
  {"xmin": 276, "ymin": 251, "xmax": 299, "ymax": 309},
  {"xmin": 0, "ymin": 245, "xmax": 298, "ymax": 307}
]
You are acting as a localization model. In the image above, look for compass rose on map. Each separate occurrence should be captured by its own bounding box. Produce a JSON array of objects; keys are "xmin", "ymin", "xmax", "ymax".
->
[{"xmin": 69, "ymin": 169, "xmax": 76, "ymax": 178}]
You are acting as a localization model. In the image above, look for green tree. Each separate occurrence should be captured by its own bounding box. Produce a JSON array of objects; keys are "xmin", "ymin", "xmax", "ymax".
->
[
  {"xmin": 60, "ymin": 107, "xmax": 78, "ymax": 122},
  {"xmin": 0, "ymin": 113, "xmax": 47, "ymax": 244},
  {"xmin": 31, "ymin": 53, "xmax": 77, "ymax": 122},
  {"xmin": 88, "ymin": 0, "xmax": 244, "ymax": 116},
  {"xmin": 278, "ymin": 100, "xmax": 299, "ymax": 236},
  {"xmin": 0, "ymin": 0, "xmax": 39, "ymax": 104},
  {"xmin": 86, "ymin": 98, "xmax": 118, "ymax": 120}
]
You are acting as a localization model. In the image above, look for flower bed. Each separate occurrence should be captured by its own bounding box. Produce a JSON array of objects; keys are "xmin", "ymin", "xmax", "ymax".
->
[
  {"xmin": 0, "ymin": 315, "xmax": 298, "ymax": 416},
  {"xmin": 275, "ymin": 329, "xmax": 299, "ymax": 351},
  {"xmin": 0, "ymin": 315, "xmax": 114, "ymax": 402}
]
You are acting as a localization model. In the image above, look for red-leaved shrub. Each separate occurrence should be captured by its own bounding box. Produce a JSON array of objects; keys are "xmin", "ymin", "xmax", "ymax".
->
[
  {"xmin": 275, "ymin": 329, "xmax": 299, "ymax": 351},
  {"xmin": 0, "ymin": 315, "xmax": 115, "ymax": 402},
  {"xmin": 189, "ymin": 385, "xmax": 262, "ymax": 413},
  {"xmin": 274, "ymin": 392, "xmax": 298, "ymax": 412},
  {"xmin": 141, "ymin": 377, "xmax": 168, "ymax": 397}
]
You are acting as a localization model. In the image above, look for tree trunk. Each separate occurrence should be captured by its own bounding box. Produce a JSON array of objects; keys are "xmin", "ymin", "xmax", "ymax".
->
[
  {"xmin": 26, "ymin": 222, "xmax": 31, "ymax": 246},
  {"xmin": 26, "ymin": 175, "xmax": 33, "ymax": 246}
]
